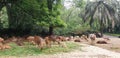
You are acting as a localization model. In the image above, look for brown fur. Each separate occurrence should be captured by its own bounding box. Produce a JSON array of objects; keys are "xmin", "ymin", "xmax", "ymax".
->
[
  {"xmin": 97, "ymin": 40, "xmax": 107, "ymax": 44},
  {"xmin": 81, "ymin": 35, "xmax": 88, "ymax": 41},
  {"xmin": 0, "ymin": 37, "xmax": 4, "ymax": 50},
  {"xmin": 0, "ymin": 43, "xmax": 3, "ymax": 50},
  {"xmin": 74, "ymin": 39, "xmax": 81, "ymax": 42},
  {"xmin": 67, "ymin": 36, "xmax": 73, "ymax": 41},
  {"xmin": 27, "ymin": 36, "xmax": 36, "ymax": 45},
  {"xmin": 0, "ymin": 37, "xmax": 11, "ymax": 50},
  {"xmin": 45, "ymin": 35, "xmax": 66, "ymax": 48},
  {"xmin": 0, "ymin": 44, "xmax": 11, "ymax": 50},
  {"xmin": 10, "ymin": 36, "xmax": 25, "ymax": 46},
  {"xmin": 0, "ymin": 37, "xmax": 4, "ymax": 43},
  {"xmin": 34, "ymin": 36, "xmax": 46, "ymax": 49},
  {"xmin": 27, "ymin": 36, "xmax": 45, "ymax": 49},
  {"xmin": 44, "ymin": 36, "xmax": 51, "ymax": 48},
  {"xmin": 58, "ymin": 36, "xmax": 67, "ymax": 41},
  {"xmin": 2, "ymin": 44, "xmax": 11, "ymax": 49}
]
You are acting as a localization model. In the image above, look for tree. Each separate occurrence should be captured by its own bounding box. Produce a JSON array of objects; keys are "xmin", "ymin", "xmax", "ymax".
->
[
  {"xmin": 0, "ymin": 0, "xmax": 66, "ymax": 36},
  {"xmin": 46, "ymin": 0, "xmax": 66, "ymax": 35},
  {"xmin": 0, "ymin": 7, "xmax": 8, "ymax": 28},
  {"xmin": 83, "ymin": 0, "xmax": 119, "ymax": 35},
  {"xmin": 114, "ymin": 0, "xmax": 120, "ymax": 33},
  {"xmin": 54, "ymin": 0, "xmax": 90, "ymax": 36}
]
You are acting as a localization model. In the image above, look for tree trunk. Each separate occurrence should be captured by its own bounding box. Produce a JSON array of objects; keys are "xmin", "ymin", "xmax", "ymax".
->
[
  {"xmin": 6, "ymin": 4, "xmax": 12, "ymax": 28},
  {"xmin": 100, "ymin": 26, "xmax": 103, "ymax": 37},
  {"xmin": 47, "ymin": 0, "xmax": 54, "ymax": 35},
  {"xmin": 49, "ymin": 26, "xmax": 53, "ymax": 35},
  {"xmin": 101, "ymin": 28, "xmax": 103, "ymax": 37}
]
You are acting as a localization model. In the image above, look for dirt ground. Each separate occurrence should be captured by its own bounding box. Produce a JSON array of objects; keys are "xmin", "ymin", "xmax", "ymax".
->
[{"xmin": 79, "ymin": 35, "xmax": 120, "ymax": 53}]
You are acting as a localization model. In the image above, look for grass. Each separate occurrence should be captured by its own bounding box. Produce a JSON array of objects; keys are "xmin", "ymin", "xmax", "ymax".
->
[
  {"xmin": 0, "ymin": 42, "xmax": 80, "ymax": 56},
  {"xmin": 105, "ymin": 33, "xmax": 120, "ymax": 37},
  {"xmin": 110, "ymin": 47, "xmax": 120, "ymax": 50}
]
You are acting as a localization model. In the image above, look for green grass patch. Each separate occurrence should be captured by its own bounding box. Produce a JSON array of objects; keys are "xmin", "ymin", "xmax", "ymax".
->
[
  {"xmin": 105, "ymin": 33, "xmax": 120, "ymax": 37},
  {"xmin": 110, "ymin": 47, "xmax": 120, "ymax": 50},
  {"xmin": 0, "ymin": 42, "xmax": 80, "ymax": 56}
]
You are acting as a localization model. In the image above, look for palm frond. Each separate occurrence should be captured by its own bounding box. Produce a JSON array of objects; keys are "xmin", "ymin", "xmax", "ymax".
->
[
  {"xmin": 0, "ymin": 3, "xmax": 4, "ymax": 11},
  {"xmin": 83, "ymin": 0, "xmax": 118, "ymax": 29}
]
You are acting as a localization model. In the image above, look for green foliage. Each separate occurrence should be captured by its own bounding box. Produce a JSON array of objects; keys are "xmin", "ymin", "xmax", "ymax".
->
[
  {"xmin": 0, "ymin": 0, "xmax": 66, "ymax": 35},
  {"xmin": 73, "ymin": 0, "xmax": 86, "ymax": 8},
  {"xmin": 83, "ymin": 0, "xmax": 118, "ymax": 33},
  {"xmin": 0, "ymin": 0, "xmax": 119, "ymax": 35},
  {"xmin": 7, "ymin": 0, "xmax": 40, "ymax": 29},
  {"xmin": 0, "ymin": 7, "xmax": 8, "ymax": 28},
  {"xmin": 55, "ymin": 1, "xmax": 89, "ymax": 35}
]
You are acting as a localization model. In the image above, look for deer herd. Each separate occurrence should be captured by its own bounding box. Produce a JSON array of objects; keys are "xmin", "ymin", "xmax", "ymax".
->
[{"xmin": 0, "ymin": 33, "xmax": 110, "ymax": 50}]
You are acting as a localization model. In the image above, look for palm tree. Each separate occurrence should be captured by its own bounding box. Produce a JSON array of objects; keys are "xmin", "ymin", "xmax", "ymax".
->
[{"xmin": 83, "ymin": 0, "xmax": 119, "ymax": 35}]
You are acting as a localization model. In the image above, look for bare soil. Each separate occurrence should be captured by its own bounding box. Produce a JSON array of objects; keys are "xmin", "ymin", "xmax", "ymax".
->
[{"xmin": 95, "ymin": 35, "xmax": 120, "ymax": 53}]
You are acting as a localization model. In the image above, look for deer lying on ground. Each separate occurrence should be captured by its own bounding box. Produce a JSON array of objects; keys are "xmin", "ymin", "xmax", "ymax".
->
[
  {"xmin": 96, "ymin": 37, "xmax": 110, "ymax": 44},
  {"xmin": 45, "ymin": 35, "xmax": 67, "ymax": 48},
  {"xmin": 74, "ymin": 39, "xmax": 81, "ymax": 42},
  {"xmin": 27, "ymin": 36, "xmax": 36, "ymax": 45},
  {"xmin": 0, "ymin": 37, "xmax": 4, "ymax": 50},
  {"xmin": 0, "ymin": 37, "xmax": 11, "ymax": 50},
  {"xmin": 0, "ymin": 37, "xmax": 4, "ymax": 43},
  {"xmin": 96, "ymin": 40, "xmax": 107, "ymax": 44},
  {"xmin": 7, "ymin": 36, "xmax": 25, "ymax": 46},
  {"xmin": 58, "ymin": 36, "xmax": 67, "ymax": 41},
  {"xmin": 27, "ymin": 36, "xmax": 46, "ymax": 49},
  {"xmin": 81, "ymin": 35, "xmax": 88, "ymax": 41},
  {"xmin": 67, "ymin": 36, "xmax": 74, "ymax": 41}
]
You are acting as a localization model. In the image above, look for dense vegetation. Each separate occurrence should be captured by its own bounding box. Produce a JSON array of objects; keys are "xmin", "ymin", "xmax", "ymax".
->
[
  {"xmin": 0, "ymin": 0, "xmax": 120, "ymax": 37},
  {"xmin": 0, "ymin": 0, "xmax": 66, "ymax": 36}
]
